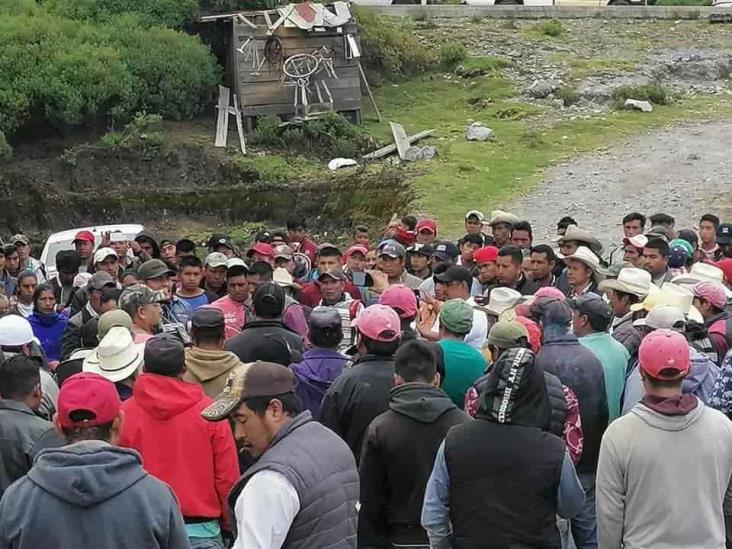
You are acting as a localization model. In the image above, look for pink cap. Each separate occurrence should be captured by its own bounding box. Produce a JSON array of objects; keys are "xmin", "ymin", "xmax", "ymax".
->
[
  {"xmin": 344, "ymin": 245, "xmax": 369, "ymax": 258},
  {"xmin": 716, "ymin": 258, "xmax": 732, "ymax": 284},
  {"xmin": 354, "ymin": 304, "xmax": 401, "ymax": 342},
  {"xmin": 514, "ymin": 316, "xmax": 542, "ymax": 353},
  {"xmin": 692, "ymin": 280, "xmax": 727, "ymax": 309},
  {"xmin": 623, "ymin": 234, "xmax": 648, "ymax": 249},
  {"xmin": 416, "ymin": 219, "xmax": 438, "ymax": 235},
  {"xmin": 247, "ymin": 242, "xmax": 275, "ymax": 259},
  {"xmin": 57, "ymin": 372, "xmax": 121, "ymax": 428},
  {"xmin": 73, "ymin": 230, "xmax": 95, "ymax": 244},
  {"xmin": 534, "ymin": 286, "xmax": 567, "ymax": 301},
  {"xmin": 379, "ymin": 284, "xmax": 418, "ymax": 319},
  {"xmin": 638, "ymin": 329, "xmax": 690, "ymax": 380},
  {"xmin": 473, "ymin": 246, "xmax": 499, "ymax": 265}
]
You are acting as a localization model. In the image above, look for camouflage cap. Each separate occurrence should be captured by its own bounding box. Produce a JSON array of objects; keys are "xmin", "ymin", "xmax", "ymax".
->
[
  {"xmin": 118, "ymin": 284, "xmax": 162, "ymax": 318},
  {"xmin": 201, "ymin": 361, "xmax": 296, "ymax": 421}
]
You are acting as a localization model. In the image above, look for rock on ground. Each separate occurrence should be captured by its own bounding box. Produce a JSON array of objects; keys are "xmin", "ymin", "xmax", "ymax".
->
[{"xmin": 503, "ymin": 121, "xmax": 732, "ymax": 251}]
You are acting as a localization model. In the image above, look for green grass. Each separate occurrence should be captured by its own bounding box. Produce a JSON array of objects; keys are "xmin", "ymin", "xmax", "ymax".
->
[
  {"xmin": 655, "ymin": 0, "xmax": 711, "ymax": 5},
  {"xmin": 532, "ymin": 19, "xmax": 563, "ymax": 38},
  {"xmin": 363, "ymin": 68, "xmax": 732, "ymax": 237}
]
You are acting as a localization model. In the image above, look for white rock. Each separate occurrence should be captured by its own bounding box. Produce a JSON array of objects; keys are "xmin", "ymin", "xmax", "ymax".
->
[
  {"xmin": 624, "ymin": 99, "xmax": 653, "ymax": 113},
  {"xmin": 465, "ymin": 122, "xmax": 494, "ymax": 142},
  {"xmin": 327, "ymin": 158, "xmax": 358, "ymax": 171}
]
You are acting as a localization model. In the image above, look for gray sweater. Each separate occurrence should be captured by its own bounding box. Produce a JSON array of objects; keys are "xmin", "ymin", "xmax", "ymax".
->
[{"xmin": 597, "ymin": 399, "xmax": 732, "ymax": 548}]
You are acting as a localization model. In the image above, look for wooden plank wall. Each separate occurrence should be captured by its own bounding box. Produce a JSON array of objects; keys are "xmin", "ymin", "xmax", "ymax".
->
[{"xmin": 232, "ymin": 16, "xmax": 362, "ymax": 117}]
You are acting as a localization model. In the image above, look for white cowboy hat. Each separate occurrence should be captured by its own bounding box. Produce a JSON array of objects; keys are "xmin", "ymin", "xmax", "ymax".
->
[
  {"xmin": 555, "ymin": 225, "xmax": 603, "ymax": 254},
  {"xmin": 83, "ymin": 326, "xmax": 144, "ymax": 383},
  {"xmin": 633, "ymin": 305, "xmax": 687, "ymax": 329},
  {"xmin": 671, "ymin": 263, "xmax": 732, "ymax": 299},
  {"xmin": 563, "ymin": 246, "xmax": 601, "ymax": 274},
  {"xmin": 661, "ymin": 282, "xmax": 704, "ymax": 323},
  {"xmin": 488, "ymin": 210, "xmax": 520, "ymax": 227},
  {"xmin": 598, "ymin": 267, "xmax": 651, "ymax": 298},
  {"xmin": 273, "ymin": 267, "xmax": 301, "ymax": 290},
  {"xmin": 484, "ymin": 287, "xmax": 523, "ymax": 316}
]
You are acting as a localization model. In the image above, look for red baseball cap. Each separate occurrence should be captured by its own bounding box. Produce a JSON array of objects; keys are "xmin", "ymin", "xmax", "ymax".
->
[
  {"xmin": 473, "ymin": 246, "xmax": 499, "ymax": 265},
  {"xmin": 354, "ymin": 304, "xmax": 401, "ymax": 342},
  {"xmin": 247, "ymin": 242, "xmax": 275, "ymax": 259},
  {"xmin": 379, "ymin": 284, "xmax": 418, "ymax": 319},
  {"xmin": 716, "ymin": 258, "xmax": 732, "ymax": 284},
  {"xmin": 638, "ymin": 329, "xmax": 690, "ymax": 380},
  {"xmin": 57, "ymin": 372, "xmax": 122, "ymax": 428},
  {"xmin": 344, "ymin": 245, "xmax": 369, "ymax": 258},
  {"xmin": 416, "ymin": 219, "xmax": 438, "ymax": 235},
  {"xmin": 73, "ymin": 230, "xmax": 95, "ymax": 244}
]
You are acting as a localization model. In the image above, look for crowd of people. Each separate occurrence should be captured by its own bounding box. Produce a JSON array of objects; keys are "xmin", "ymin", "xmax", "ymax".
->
[{"xmin": 0, "ymin": 209, "xmax": 731, "ymax": 549}]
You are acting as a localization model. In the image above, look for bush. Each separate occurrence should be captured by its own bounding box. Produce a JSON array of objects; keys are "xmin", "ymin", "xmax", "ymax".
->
[
  {"xmin": 100, "ymin": 112, "xmax": 164, "ymax": 158},
  {"xmin": 439, "ymin": 44, "xmax": 467, "ymax": 72},
  {"xmin": 353, "ymin": 6, "xmax": 438, "ymax": 79},
  {"xmin": 0, "ymin": 9, "xmax": 220, "ymax": 141},
  {"xmin": 42, "ymin": 0, "xmax": 198, "ymax": 28},
  {"xmin": 558, "ymin": 86, "xmax": 580, "ymax": 106},
  {"xmin": 199, "ymin": 0, "xmax": 282, "ymax": 11},
  {"xmin": 535, "ymin": 19, "xmax": 563, "ymax": 37},
  {"xmin": 0, "ymin": 132, "xmax": 11, "ymax": 162},
  {"xmin": 612, "ymin": 83, "xmax": 672, "ymax": 107},
  {"xmin": 253, "ymin": 113, "xmax": 377, "ymax": 160}
]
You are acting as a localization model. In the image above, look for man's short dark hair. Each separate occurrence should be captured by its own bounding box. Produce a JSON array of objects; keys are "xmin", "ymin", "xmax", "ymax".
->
[
  {"xmin": 354, "ymin": 224, "xmax": 369, "ymax": 235},
  {"xmin": 244, "ymin": 392, "xmax": 301, "ymax": 417},
  {"xmin": 557, "ymin": 216, "xmax": 577, "ymax": 231},
  {"xmin": 62, "ymin": 412, "xmax": 114, "ymax": 443},
  {"xmin": 650, "ymin": 213, "xmax": 675, "ymax": 226},
  {"xmin": 401, "ymin": 216, "xmax": 418, "ymax": 231},
  {"xmin": 249, "ymin": 261, "xmax": 274, "ymax": 280},
  {"xmin": 101, "ymin": 287, "xmax": 121, "ymax": 306},
  {"xmin": 192, "ymin": 324, "xmax": 225, "ymax": 346},
  {"xmin": 362, "ymin": 334, "xmax": 400, "ymax": 357},
  {"xmin": 645, "ymin": 238, "xmax": 670, "ymax": 257},
  {"xmin": 317, "ymin": 247, "xmax": 341, "ymax": 259},
  {"xmin": 530, "ymin": 244, "xmax": 556, "ymax": 263},
  {"xmin": 178, "ymin": 255, "xmax": 203, "ymax": 272},
  {"xmin": 643, "ymin": 373, "xmax": 684, "ymax": 390},
  {"xmin": 286, "ymin": 215, "xmax": 307, "ymax": 231},
  {"xmin": 622, "ymin": 212, "xmax": 647, "ymax": 227},
  {"xmin": 175, "ymin": 239, "xmax": 196, "ymax": 255},
  {"xmin": 498, "ymin": 245, "xmax": 523, "ymax": 266},
  {"xmin": 614, "ymin": 290, "xmax": 641, "ymax": 306},
  {"xmin": 394, "ymin": 340, "xmax": 437, "ymax": 383},
  {"xmin": 310, "ymin": 325, "xmax": 343, "ymax": 349},
  {"xmin": 511, "ymin": 221, "xmax": 533, "ymax": 239},
  {"xmin": 460, "ymin": 234, "xmax": 484, "ymax": 247},
  {"xmin": 272, "ymin": 231, "xmax": 288, "ymax": 242},
  {"xmin": 700, "ymin": 214, "xmax": 720, "ymax": 229},
  {"xmin": 0, "ymin": 354, "xmax": 40, "ymax": 401}
]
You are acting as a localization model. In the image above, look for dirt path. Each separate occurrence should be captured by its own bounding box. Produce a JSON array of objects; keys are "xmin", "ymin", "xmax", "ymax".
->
[{"xmin": 504, "ymin": 120, "xmax": 732, "ymax": 250}]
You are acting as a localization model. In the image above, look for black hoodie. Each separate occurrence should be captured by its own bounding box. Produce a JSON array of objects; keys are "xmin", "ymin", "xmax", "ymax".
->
[
  {"xmin": 0, "ymin": 441, "xmax": 189, "ymax": 549},
  {"xmin": 358, "ymin": 383, "xmax": 469, "ymax": 547}
]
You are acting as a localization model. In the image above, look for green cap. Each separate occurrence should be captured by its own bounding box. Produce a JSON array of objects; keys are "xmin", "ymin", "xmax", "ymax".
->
[
  {"xmin": 97, "ymin": 310, "xmax": 134, "ymax": 340},
  {"xmin": 669, "ymin": 238, "xmax": 694, "ymax": 257},
  {"xmin": 439, "ymin": 299, "xmax": 474, "ymax": 335},
  {"xmin": 486, "ymin": 320, "xmax": 529, "ymax": 350}
]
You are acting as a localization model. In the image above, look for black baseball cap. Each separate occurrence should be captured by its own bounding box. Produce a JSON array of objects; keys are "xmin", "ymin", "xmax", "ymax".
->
[
  {"xmin": 567, "ymin": 293, "xmax": 613, "ymax": 322},
  {"xmin": 408, "ymin": 243, "xmax": 434, "ymax": 258},
  {"xmin": 191, "ymin": 308, "xmax": 225, "ymax": 330},
  {"xmin": 144, "ymin": 333, "xmax": 185, "ymax": 376},
  {"xmin": 718, "ymin": 223, "xmax": 732, "ymax": 245},
  {"xmin": 252, "ymin": 282, "xmax": 286, "ymax": 317},
  {"xmin": 309, "ymin": 306, "xmax": 343, "ymax": 331},
  {"xmin": 431, "ymin": 241, "xmax": 460, "ymax": 262},
  {"xmin": 434, "ymin": 265, "xmax": 473, "ymax": 286}
]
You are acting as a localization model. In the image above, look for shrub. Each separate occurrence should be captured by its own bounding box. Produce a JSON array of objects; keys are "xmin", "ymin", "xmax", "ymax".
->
[
  {"xmin": 42, "ymin": 0, "xmax": 198, "ymax": 28},
  {"xmin": 439, "ymin": 44, "xmax": 467, "ymax": 72},
  {"xmin": 535, "ymin": 19, "xmax": 563, "ymax": 37},
  {"xmin": 0, "ymin": 9, "xmax": 219, "ymax": 141},
  {"xmin": 253, "ymin": 113, "xmax": 377, "ymax": 160},
  {"xmin": 557, "ymin": 86, "xmax": 580, "ymax": 106},
  {"xmin": 456, "ymin": 56, "xmax": 513, "ymax": 78},
  {"xmin": 100, "ymin": 112, "xmax": 164, "ymax": 158},
  {"xmin": 0, "ymin": 132, "xmax": 11, "ymax": 162},
  {"xmin": 611, "ymin": 83, "xmax": 672, "ymax": 107},
  {"xmin": 353, "ymin": 6, "xmax": 437, "ymax": 79},
  {"xmin": 199, "ymin": 0, "xmax": 282, "ymax": 11}
]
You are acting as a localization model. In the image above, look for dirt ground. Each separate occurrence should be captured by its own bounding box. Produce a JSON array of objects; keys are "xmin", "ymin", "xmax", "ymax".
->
[{"xmin": 503, "ymin": 120, "xmax": 732, "ymax": 249}]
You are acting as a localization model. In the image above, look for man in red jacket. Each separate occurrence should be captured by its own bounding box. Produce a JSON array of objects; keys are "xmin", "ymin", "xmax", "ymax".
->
[{"xmin": 119, "ymin": 334, "xmax": 240, "ymax": 549}]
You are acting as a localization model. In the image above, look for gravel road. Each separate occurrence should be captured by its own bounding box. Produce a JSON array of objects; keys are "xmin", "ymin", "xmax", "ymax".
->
[{"xmin": 504, "ymin": 120, "xmax": 732, "ymax": 251}]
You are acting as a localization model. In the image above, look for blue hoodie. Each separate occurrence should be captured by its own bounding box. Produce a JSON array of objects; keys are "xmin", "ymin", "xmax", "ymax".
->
[
  {"xmin": 28, "ymin": 312, "xmax": 68, "ymax": 362},
  {"xmin": 291, "ymin": 348, "xmax": 349, "ymax": 417},
  {"xmin": 0, "ymin": 441, "xmax": 189, "ymax": 549}
]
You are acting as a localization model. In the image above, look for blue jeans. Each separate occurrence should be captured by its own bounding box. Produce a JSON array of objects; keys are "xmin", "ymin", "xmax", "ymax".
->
[
  {"xmin": 570, "ymin": 471, "xmax": 597, "ymax": 549},
  {"xmin": 188, "ymin": 535, "xmax": 225, "ymax": 549}
]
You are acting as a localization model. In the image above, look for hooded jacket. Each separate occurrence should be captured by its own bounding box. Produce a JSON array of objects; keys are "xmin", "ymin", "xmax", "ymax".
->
[
  {"xmin": 291, "ymin": 348, "xmax": 349, "ymax": 417},
  {"xmin": 0, "ymin": 440, "xmax": 190, "ymax": 549},
  {"xmin": 134, "ymin": 230, "xmax": 161, "ymax": 260},
  {"xmin": 359, "ymin": 383, "xmax": 468, "ymax": 547},
  {"xmin": 183, "ymin": 346, "xmax": 242, "ymax": 399},
  {"xmin": 28, "ymin": 312, "xmax": 69, "ymax": 363},
  {"xmin": 597, "ymin": 397, "xmax": 732, "ymax": 549},
  {"xmin": 224, "ymin": 319, "xmax": 303, "ymax": 364},
  {"xmin": 119, "ymin": 374, "xmax": 240, "ymax": 524}
]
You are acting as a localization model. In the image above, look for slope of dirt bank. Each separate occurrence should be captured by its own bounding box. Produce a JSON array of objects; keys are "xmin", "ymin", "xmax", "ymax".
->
[{"xmin": 504, "ymin": 120, "xmax": 732, "ymax": 248}]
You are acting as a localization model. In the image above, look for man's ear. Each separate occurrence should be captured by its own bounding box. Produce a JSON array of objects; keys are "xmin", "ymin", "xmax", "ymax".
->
[{"xmin": 433, "ymin": 372, "xmax": 441, "ymax": 388}]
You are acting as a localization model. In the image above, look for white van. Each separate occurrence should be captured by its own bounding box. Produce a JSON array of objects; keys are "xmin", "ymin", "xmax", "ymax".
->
[{"xmin": 40, "ymin": 224, "xmax": 144, "ymax": 280}]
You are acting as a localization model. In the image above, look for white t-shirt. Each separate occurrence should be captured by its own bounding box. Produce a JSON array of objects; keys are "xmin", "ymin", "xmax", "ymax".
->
[{"xmin": 430, "ymin": 297, "xmax": 488, "ymax": 350}]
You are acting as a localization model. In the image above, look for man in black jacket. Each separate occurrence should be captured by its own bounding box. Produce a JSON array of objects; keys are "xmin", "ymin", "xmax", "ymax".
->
[
  {"xmin": 0, "ymin": 354, "xmax": 61, "ymax": 497},
  {"xmin": 224, "ymin": 282, "xmax": 303, "ymax": 363},
  {"xmin": 319, "ymin": 304, "xmax": 402, "ymax": 461},
  {"xmin": 61, "ymin": 271, "xmax": 116, "ymax": 360},
  {"xmin": 359, "ymin": 340, "xmax": 468, "ymax": 548}
]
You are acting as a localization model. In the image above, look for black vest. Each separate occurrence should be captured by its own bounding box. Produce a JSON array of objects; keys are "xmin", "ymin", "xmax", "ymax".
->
[
  {"xmin": 445, "ymin": 420, "xmax": 565, "ymax": 549},
  {"xmin": 544, "ymin": 373, "xmax": 567, "ymax": 439}
]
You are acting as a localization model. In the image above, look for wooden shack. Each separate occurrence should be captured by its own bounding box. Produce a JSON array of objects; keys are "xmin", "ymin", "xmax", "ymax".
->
[{"xmin": 225, "ymin": 3, "xmax": 362, "ymax": 129}]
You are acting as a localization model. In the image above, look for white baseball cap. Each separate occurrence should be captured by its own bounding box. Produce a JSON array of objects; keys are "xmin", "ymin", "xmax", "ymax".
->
[
  {"xmin": 93, "ymin": 247, "xmax": 118, "ymax": 265},
  {"xmin": 0, "ymin": 316, "xmax": 35, "ymax": 347}
]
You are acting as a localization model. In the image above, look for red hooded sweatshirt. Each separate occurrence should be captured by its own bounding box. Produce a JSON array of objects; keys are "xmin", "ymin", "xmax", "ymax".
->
[{"xmin": 119, "ymin": 373, "xmax": 239, "ymax": 526}]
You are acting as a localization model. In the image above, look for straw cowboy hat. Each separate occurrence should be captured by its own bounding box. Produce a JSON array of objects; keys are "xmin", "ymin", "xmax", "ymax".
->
[
  {"xmin": 556, "ymin": 225, "xmax": 603, "ymax": 255},
  {"xmin": 83, "ymin": 326, "xmax": 144, "ymax": 383},
  {"xmin": 488, "ymin": 210, "xmax": 520, "ymax": 227},
  {"xmin": 598, "ymin": 267, "xmax": 652, "ymax": 298},
  {"xmin": 483, "ymin": 287, "xmax": 523, "ymax": 317},
  {"xmin": 563, "ymin": 246, "xmax": 602, "ymax": 276},
  {"xmin": 672, "ymin": 263, "xmax": 732, "ymax": 299}
]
